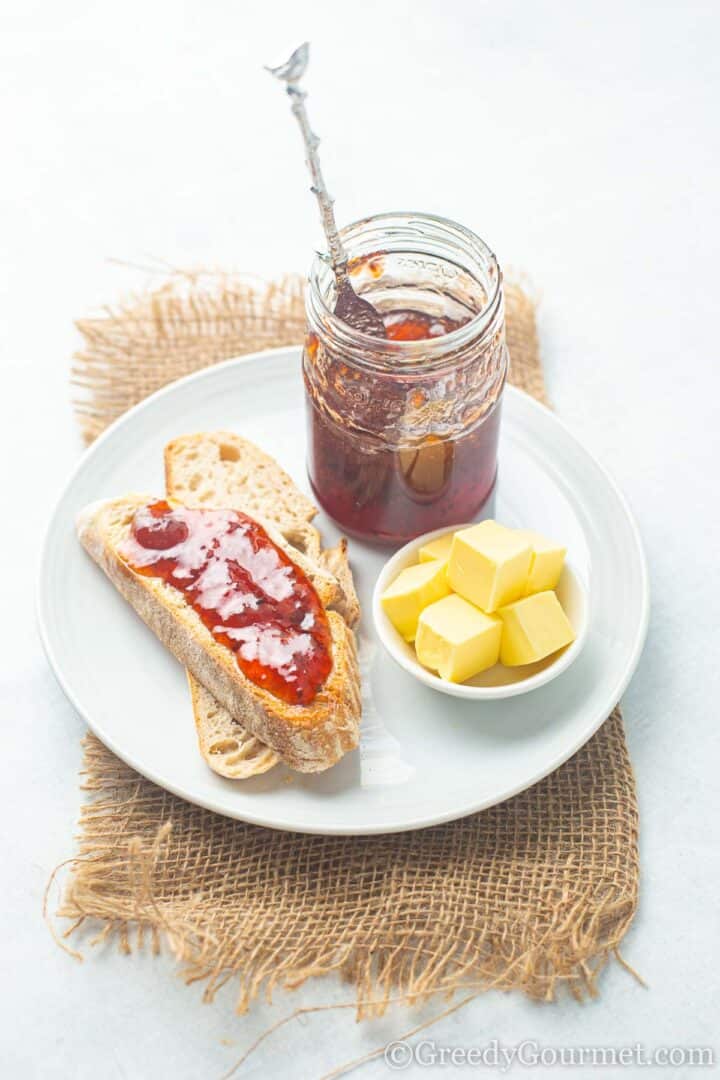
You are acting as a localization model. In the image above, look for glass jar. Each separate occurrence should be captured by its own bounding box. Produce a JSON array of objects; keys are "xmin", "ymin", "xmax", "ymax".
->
[{"xmin": 303, "ymin": 212, "xmax": 508, "ymax": 544}]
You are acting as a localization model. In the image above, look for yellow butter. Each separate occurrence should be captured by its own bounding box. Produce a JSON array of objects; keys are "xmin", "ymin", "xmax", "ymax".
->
[
  {"xmin": 515, "ymin": 530, "xmax": 566, "ymax": 595},
  {"xmin": 498, "ymin": 590, "xmax": 575, "ymax": 666},
  {"xmin": 448, "ymin": 520, "xmax": 532, "ymax": 613},
  {"xmin": 381, "ymin": 560, "xmax": 450, "ymax": 642},
  {"xmin": 418, "ymin": 532, "xmax": 454, "ymax": 566},
  {"xmin": 416, "ymin": 593, "xmax": 502, "ymax": 683}
]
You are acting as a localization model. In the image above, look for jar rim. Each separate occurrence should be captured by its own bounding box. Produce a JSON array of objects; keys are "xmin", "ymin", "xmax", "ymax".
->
[{"xmin": 307, "ymin": 211, "xmax": 503, "ymax": 364}]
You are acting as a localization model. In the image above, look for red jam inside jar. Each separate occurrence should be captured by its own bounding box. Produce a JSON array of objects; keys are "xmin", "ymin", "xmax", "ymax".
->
[
  {"xmin": 119, "ymin": 501, "xmax": 332, "ymax": 705},
  {"xmin": 305, "ymin": 314, "xmax": 502, "ymax": 542},
  {"xmin": 304, "ymin": 218, "xmax": 508, "ymax": 544}
]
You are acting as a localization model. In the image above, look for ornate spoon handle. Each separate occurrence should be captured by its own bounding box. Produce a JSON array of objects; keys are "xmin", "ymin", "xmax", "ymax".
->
[
  {"xmin": 267, "ymin": 43, "xmax": 385, "ymax": 337},
  {"xmin": 266, "ymin": 43, "xmax": 347, "ymax": 274}
]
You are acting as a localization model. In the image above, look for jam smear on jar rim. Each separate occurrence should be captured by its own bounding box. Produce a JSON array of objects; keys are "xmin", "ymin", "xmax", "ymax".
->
[
  {"xmin": 305, "ymin": 307, "xmax": 501, "ymax": 544},
  {"xmin": 119, "ymin": 501, "xmax": 333, "ymax": 706}
]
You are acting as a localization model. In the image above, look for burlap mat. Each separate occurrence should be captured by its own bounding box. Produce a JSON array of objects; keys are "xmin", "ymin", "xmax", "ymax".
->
[{"xmin": 60, "ymin": 273, "xmax": 639, "ymax": 1013}]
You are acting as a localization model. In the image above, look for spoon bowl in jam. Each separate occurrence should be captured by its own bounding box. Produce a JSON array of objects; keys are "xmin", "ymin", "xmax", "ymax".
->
[{"xmin": 372, "ymin": 524, "xmax": 589, "ymax": 701}]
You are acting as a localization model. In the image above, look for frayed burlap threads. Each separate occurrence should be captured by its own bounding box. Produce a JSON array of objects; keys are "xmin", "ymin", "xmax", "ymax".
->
[
  {"xmin": 61, "ymin": 709, "xmax": 637, "ymax": 1013},
  {"xmin": 61, "ymin": 272, "xmax": 639, "ymax": 1014}
]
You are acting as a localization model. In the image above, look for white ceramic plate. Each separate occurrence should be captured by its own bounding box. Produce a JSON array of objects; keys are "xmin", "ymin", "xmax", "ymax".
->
[{"xmin": 38, "ymin": 348, "xmax": 649, "ymax": 835}]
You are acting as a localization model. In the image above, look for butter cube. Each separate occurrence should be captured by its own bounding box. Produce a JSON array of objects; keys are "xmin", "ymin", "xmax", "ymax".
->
[
  {"xmin": 498, "ymin": 590, "xmax": 575, "ymax": 666},
  {"xmin": 448, "ymin": 520, "xmax": 532, "ymax": 613},
  {"xmin": 418, "ymin": 532, "xmax": 454, "ymax": 566},
  {"xmin": 381, "ymin": 560, "xmax": 450, "ymax": 642},
  {"xmin": 416, "ymin": 594, "xmax": 502, "ymax": 682},
  {"xmin": 515, "ymin": 530, "xmax": 566, "ymax": 595}
]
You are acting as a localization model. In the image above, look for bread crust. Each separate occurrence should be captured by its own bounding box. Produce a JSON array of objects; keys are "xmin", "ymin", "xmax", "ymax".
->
[
  {"xmin": 77, "ymin": 495, "xmax": 361, "ymax": 773},
  {"xmin": 319, "ymin": 539, "xmax": 361, "ymax": 630}
]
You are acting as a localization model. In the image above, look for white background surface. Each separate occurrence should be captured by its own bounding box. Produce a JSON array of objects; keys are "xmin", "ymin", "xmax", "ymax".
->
[{"xmin": 2, "ymin": 1, "xmax": 719, "ymax": 1077}]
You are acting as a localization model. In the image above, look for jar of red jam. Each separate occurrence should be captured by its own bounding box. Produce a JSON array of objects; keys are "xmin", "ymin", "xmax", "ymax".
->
[{"xmin": 303, "ymin": 212, "xmax": 508, "ymax": 544}]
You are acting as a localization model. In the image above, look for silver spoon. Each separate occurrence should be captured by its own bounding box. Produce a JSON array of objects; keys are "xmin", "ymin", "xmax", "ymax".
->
[{"xmin": 266, "ymin": 42, "xmax": 386, "ymax": 337}]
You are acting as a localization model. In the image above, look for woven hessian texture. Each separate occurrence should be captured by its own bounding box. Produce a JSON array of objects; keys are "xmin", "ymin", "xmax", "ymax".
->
[{"xmin": 63, "ymin": 274, "xmax": 639, "ymax": 1013}]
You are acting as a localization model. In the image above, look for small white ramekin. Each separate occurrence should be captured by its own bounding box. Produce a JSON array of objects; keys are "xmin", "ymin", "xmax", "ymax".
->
[{"xmin": 372, "ymin": 525, "xmax": 589, "ymax": 700}]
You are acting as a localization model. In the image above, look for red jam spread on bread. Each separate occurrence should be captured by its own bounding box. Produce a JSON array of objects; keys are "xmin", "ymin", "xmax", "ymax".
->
[{"xmin": 119, "ymin": 501, "xmax": 332, "ymax": 705}]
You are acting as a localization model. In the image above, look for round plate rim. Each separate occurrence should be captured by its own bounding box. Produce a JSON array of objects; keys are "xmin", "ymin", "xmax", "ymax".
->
[{"xmin": 37, "ymin": 347, "xmax": 650, "ymax": 834}]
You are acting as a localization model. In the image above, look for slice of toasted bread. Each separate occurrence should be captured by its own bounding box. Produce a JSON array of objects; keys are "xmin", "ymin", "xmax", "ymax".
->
[
  {"xmin": 179, "ymin": 505, "xmax": 346, "ymax": 780},
  {"xmin": 164, "ymin": 433, "xmax": 361, "ymax": 780},
  {"xmin": 77, "ymin": 495, "xmax": 361, "ymax": 773}
]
